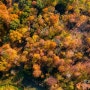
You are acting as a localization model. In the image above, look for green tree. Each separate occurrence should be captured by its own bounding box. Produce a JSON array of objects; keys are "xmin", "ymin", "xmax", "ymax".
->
[{"xmin": 10, "ymin": 19, "xmax": 20, "ymax": 30}]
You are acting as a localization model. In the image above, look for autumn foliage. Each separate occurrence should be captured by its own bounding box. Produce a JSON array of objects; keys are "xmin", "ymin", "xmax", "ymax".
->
[{"xmin": 0, "ymin": 0, "xmax": 90, "ymax": 90}]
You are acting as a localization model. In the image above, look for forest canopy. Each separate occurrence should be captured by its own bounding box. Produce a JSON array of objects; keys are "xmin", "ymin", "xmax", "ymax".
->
[{"xmin": 0, "ymin": 0, "xmax": 90, "ymax": 90}]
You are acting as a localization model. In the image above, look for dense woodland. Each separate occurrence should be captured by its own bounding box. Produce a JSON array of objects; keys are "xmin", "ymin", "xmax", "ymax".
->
[{"xmin": 0, "ymin": 0, "xmax": 90, "ymax": 90}]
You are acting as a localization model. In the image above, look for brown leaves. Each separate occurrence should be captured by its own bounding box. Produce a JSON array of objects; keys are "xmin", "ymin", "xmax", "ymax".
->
[{"xmin": 76, "ymin": 82, "xmax": 90, "ymax": 90}]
